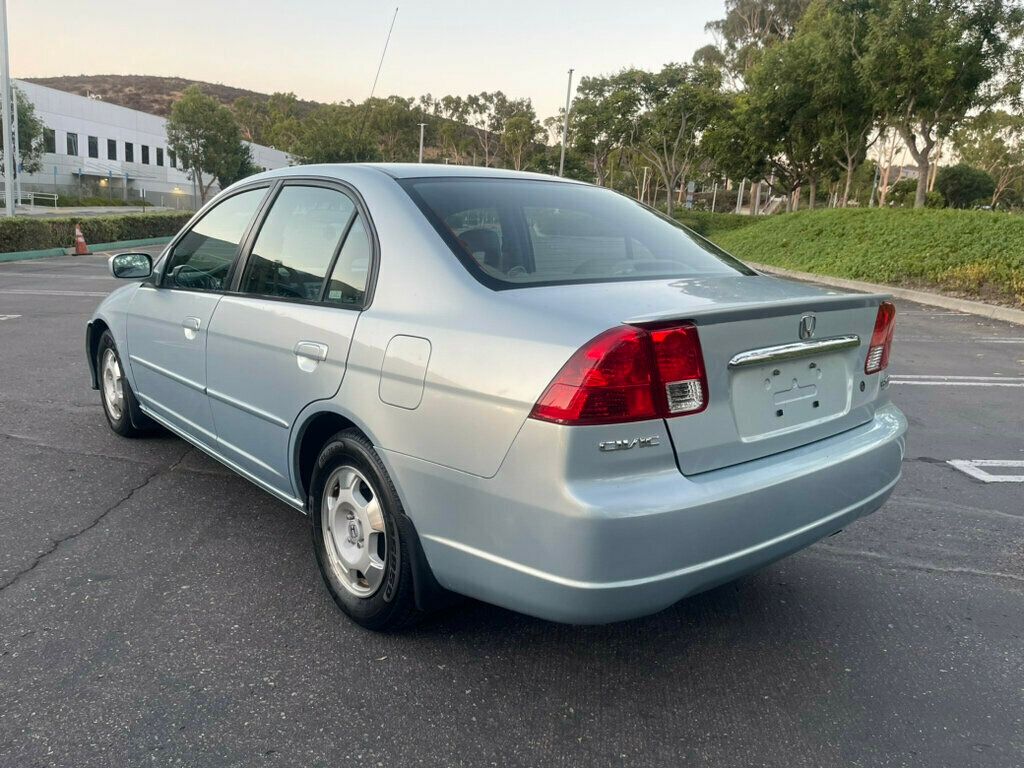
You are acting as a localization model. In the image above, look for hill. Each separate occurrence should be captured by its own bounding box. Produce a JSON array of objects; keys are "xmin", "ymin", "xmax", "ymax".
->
[
  {"xmin": 703, "ymin": 208, "xmax": 1024, "ymax": 308},
  {"xmin": 20, "ymin": 74, "xmax": 322, "ymax": 117}
]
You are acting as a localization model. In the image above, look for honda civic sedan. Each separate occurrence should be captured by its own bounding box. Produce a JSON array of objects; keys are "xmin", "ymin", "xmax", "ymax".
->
[{"xmin": 87, "ymin": 164, "xmax": 906, "ymax": 630}]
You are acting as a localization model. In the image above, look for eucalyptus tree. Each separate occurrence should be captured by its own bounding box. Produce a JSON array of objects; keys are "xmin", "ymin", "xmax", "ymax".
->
[
  {"xmin": 613, "ymin": 64, "xmax": 728, "ymax": 216},
  {"xmin": 860, "ymin": 0, "xmax": 1024, "ymax": 208}
]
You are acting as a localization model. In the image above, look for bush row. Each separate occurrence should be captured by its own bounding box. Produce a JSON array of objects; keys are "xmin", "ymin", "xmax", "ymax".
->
[{"xmin": 0, "ymin": 212, "xmax": 194, "ymax": 253}]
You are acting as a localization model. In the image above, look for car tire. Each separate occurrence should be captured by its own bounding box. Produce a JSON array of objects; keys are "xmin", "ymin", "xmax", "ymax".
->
[
  {"xmin": 310, "ymin": 429, "xmax": 421, "ymax": 631},
  {"xmin": 97, "ymin": 330, "xmax": 151, "ymax": 438}
]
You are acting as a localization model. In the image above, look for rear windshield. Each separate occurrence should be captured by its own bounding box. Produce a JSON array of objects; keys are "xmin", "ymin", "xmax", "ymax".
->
[{"xmin": 400, "ymin": 177, "xmax": 753, "ymax": 288}]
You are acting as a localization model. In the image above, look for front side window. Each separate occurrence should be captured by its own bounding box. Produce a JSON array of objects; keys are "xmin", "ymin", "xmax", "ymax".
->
[
  {"xmin": 163, "ymin": 187, "xmax": 267, "ymax": 291},
  {"xmin": 240, "ymin": 185, "xmax": 355, "ymax": 301},
  {"xmin": 402, "ymin": 178, "xmax": 753, "ymax": 288},
  {"xmin": 125, "ymin": 142, "xmax": 134, "ymax": 162},
  {"xmin": 87, "ymin": 136, "xmax": 98, "ymax": 159},
  {"xmin": 107, "ymin": 139, "xmax": 117, "ymax": 160},
  {"xmin": 141, "ymin": 145, "xmax": 150, "ymax": 164},
  {"xmin": 42, "ymin": 127, "xmax": 56, "ymax": 153},
  {"xmin": 168, "ymin": 149, "xmax": 177, "ymax": 168},
  {"xmin": 156, "ymin": 147, "xmax": 164, "ymax": 166},
  {"xmin": 66, "ymin": 132, "xmax": 78, "ymax": 156}
]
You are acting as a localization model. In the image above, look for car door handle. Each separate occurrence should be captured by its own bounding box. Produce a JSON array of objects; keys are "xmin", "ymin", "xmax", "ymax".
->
[
  {"xmin": 181, "ymin": 316, "xmax": 201, "ymax": 340},
  {"xmin": 294, "ymin": 341, "xmax": 328, "ymax": 362}
]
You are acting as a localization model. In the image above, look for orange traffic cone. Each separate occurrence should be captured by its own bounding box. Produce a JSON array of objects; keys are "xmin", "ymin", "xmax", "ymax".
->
[{"xmin": 73, "ymin": 224, "xmax": 91, "ymax": 255}]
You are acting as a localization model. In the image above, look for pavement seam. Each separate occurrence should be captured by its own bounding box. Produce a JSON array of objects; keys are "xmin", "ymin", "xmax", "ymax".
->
[
  {"xmin": 0, "ymin": 447, "xmax": 192, "ymax": 594},
  {"xmin": 812, "ymin": 545, "xmax": 1024, "ymax": 586}
]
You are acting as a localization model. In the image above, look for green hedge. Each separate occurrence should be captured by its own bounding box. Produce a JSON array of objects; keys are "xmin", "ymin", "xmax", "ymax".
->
[
  {"xmin": 0, "ymin": 212, "xmax": 193, "ymax": 253},
  {"xmin": 708, "ymin": 208, "xmax": 1024, "ymax": 307}
]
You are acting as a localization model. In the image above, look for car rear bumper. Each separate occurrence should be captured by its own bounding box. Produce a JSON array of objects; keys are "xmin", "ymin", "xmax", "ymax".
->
[{"xmin": 384, "ymin": 403, "xmax": 907, "ymax": 624}]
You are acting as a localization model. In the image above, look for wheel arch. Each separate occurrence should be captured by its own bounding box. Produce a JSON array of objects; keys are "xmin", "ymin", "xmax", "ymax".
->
[{"xmin": 291, "ymin": 404, "xmax": 456, "ymax": 613}]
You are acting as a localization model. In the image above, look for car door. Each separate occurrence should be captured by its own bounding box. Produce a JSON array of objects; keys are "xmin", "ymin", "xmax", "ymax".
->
[
  {"xmin": 204, "ymin": 181, "xmax": 373, "ymax": 500},
  {"xmin": 125, "ymin": 186, "xmax": 270, "ymax": 449}
]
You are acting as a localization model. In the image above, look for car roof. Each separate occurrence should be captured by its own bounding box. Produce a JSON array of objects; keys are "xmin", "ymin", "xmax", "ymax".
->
[{"xmin": 242, "ymin": 162, "xmax": 585, "ymax": 185}]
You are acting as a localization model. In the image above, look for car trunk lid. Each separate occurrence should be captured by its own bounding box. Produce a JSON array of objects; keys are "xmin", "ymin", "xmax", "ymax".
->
[{"xmin": 629, "ymin": 293, "xmax": 887, "ymax": 474}]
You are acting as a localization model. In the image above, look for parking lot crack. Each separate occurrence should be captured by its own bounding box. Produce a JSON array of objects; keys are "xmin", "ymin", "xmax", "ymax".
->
[
  {"xmin": 0, "ymin": 448, "xmax": 191, "ymax": 595},
  {"xmin": 813, "ymin": 545, "xmax": 1024, "ymax": 586}
]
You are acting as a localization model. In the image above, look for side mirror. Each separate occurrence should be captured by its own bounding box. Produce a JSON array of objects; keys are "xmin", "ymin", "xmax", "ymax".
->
[{"xmin": 109, "ymin": 252, "xmax": 152, "ymax": 279}]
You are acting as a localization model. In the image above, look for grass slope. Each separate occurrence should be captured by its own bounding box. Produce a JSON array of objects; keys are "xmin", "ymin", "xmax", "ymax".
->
[{"xmin": 707, "ymin": 208, "xmax": 1024, "ymax": 307}]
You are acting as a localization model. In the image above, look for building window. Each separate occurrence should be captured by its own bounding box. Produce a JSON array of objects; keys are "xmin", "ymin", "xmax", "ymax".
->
[
  {"xmin": 88, "ymin": 136, "xmax": 99, "ymax": 159},
  {"xmin": 42, "ymin": 127, "xmax": 56, "ymax": 153},
  {"xmin": 141, "ymin": 145, "xmax": 150, "ymax": 164},
  {"xmin": 107, "ymin": 139, "xmax": 117, "ymax": 160},
  {"xmin": 168, "ymin": 149, "xmax": 177, "ymax": 168},
  {"xmin": 125, "ymin": 142, "xmax": 134, "ymax": 162},
  {"xmin": 66, "ymin": 132, "xmax": 79, "ymax": 156},
  {"xmin": 156, "ymin": 147, "xmax": 164, "ymax": 166}
]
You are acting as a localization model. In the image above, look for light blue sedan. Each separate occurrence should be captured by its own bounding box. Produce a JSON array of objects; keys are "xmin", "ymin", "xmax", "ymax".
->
[{"xmin": 87, "ymin": 164, "xmax": 906, "ymax": 630}]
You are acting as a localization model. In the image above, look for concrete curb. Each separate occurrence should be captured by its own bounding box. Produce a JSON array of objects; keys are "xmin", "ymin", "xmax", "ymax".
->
[{"xmin": 749, "ymin": 262, "xmax": 1024, "ymax": 327}]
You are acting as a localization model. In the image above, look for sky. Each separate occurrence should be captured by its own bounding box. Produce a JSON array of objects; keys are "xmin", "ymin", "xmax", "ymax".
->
[{"xmin": 11, "ymin": 0, "xmax": 726, "ymax": 119}]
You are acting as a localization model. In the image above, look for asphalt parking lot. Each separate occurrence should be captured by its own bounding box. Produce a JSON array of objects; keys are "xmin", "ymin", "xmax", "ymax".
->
[{"xmin": 1, "ymin": 249, "xmax": 1022, "ymax": 767}]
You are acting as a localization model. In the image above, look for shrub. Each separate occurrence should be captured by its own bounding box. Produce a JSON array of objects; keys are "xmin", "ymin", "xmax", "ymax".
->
[
  {"xmin": 935, "ymin": 164, "xmax": 996, "ymax": 209},
  {"xmin": 0, "ymin": 212, "xmax": 193, "ymax": 253}
]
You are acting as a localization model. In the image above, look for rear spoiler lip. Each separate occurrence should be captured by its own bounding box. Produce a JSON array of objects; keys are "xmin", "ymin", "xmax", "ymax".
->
[{"xmin": 625, "ymin": 292, "xmax": 892, "ymax": 327}]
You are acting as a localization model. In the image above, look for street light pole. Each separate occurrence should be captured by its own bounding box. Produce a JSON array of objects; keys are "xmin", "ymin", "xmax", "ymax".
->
[
  {"xmin": 0, "ymin": 0, "xmax": 14, "ymax": 217},
  {"xmin": 418, "ymin": 122, "xmax": 426, "ymax": 163},
  {"xmin": 558, "ymin": 68, "xmax": 574, "ymax": 177}
]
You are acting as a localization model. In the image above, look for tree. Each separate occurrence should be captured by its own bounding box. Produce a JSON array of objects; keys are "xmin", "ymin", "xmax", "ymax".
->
[
  {"xmin": 501, "ymin": 115, "xmax": 542, "ymax": 170},
  {"xmin": 935, "ymin": 164, "xmax": 996, "ymax": 208},
  {"xmin": 428, "ymin": 95, "xmax": 475, "ymax": 164},
  {"xmin": 616, "ymin": 64, "xmax": 728, "ymax": 215},
  {"xmin": 953, "ymin": 110, "xmax": 1024, "ymax": 206},
  {"xmin": 291, "ymin": 103, "xmax": 378, "ymax": 164},
  {"xmin": 166, "ymin": 86, "xmax": 251, "ymax": 202},
  {"xmin": 569, "ymin": 74, "xmax": 639, "ymax": 185},
  {"xmin": 861, "ymin": 0, "xmax": 1024, "ymax": 208},
  {"xmin": 216, "ymin": 141, "xmax": 259, "ymax": 189},
  {"xmin": 0, "ymin": 87, "xmax": 45, "ymax": 174},
  {"xmin": 232, "ymin": 96, "xmax": 270, "ymax": 144},
  {"xmin": 800, "ymin": 0, "xmax": 876, "ymax": 206},
  {"xmin": 356, "ymin": 96, "xmax": 419, "ymax": 161},
  {"xmin": 705, "ymin": 0, "xmax": 812, "ymax": 77}
]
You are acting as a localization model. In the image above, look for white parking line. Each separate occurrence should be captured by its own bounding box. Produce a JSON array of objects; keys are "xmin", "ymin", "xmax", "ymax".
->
[
  {"xmin": 0, "ymin": 288, "xmax": 109, "ymax": 297},
  {"xmin": 889, "ymin": 374, "xmax": 1024, "ymax": 387},
  {"xmin": 947, "ymin": 460, "xmax": 1024, "ymax": 483},
  {"xmin": 0, "ymin": 272, "xmax": 114, "ymax": 280},
  {"xmin": 0, "ymin": 314, "xmax": 20, "ymax": 320}
]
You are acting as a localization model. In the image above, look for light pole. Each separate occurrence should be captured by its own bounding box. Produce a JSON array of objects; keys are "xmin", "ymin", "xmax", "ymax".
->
[
  {"xmin": 0, "ymin": 0, "xmax": 14, "ymax": 216},
  {"xmin": 418, "ymin": 122, "xmax": 426, "ymax": 163},
  {"xmin": 12, "ymin": 80, "xmax": 20, "ymax": 204},
  {"xmin": 558, "ymin": 68, "xmax": 574, "ymax": 177}
]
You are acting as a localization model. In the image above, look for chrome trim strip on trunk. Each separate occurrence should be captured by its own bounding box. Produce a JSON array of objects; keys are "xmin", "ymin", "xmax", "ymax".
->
[{"xmin": 728, "ymin": 335, "xmax": 861, "ymax": 369}]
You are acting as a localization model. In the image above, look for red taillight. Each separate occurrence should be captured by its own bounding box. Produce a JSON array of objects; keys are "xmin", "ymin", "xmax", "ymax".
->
[
  {"xmin": 529, "ymin": 323, "xmax": 708, "ymax": 426},
  {"xmin": 865, "ymin": 301, "xmax": 896, "ymax": 374}
]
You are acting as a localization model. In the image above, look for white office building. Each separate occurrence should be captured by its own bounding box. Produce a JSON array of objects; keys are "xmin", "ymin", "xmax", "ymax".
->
[{"xmin": 14, "ymin": 79, "xmax": 291, "ymax": 207}]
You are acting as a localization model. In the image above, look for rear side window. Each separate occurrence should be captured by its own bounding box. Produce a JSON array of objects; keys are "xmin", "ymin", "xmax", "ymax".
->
[
  {"xmin": 163, "ymin": 187, "xmax": 267, "ymax": 291},
  {"xmin": 324, "ymin": 215, "xmax": 370, "ymax": 306},
  {"xmin": 240, "ymin": 185, "xmax": 356, "ymax": 302},
  {"xmin": 402, "ymin": 178, "xmax": 753, "ymax": 288}
]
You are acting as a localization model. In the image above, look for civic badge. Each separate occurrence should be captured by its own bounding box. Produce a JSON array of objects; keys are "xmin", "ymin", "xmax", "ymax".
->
[{"xmin": 798, "ymin": 314, "xmax": 816, "ymax": 340}]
